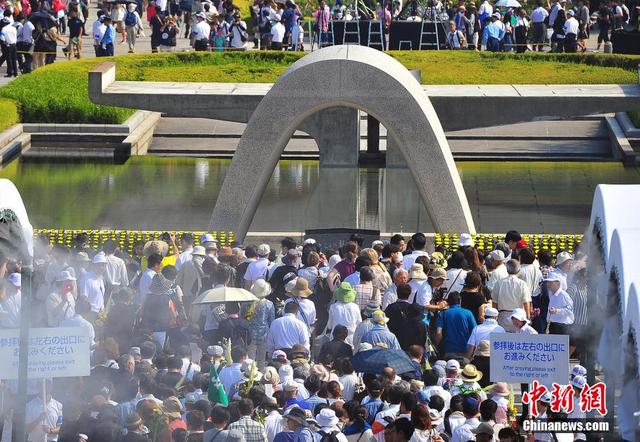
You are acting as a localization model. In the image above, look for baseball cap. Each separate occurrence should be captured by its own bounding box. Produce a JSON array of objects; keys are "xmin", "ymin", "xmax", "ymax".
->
[
  {"xmin": 544, "ymin": 271, "xmax": 563, "ymax": 282},
  {"xmin": 489, "ymin": 250, "xmax": 506, "ymax": 262},
  {"xmin": 571, "ymin": 375, "xmax": 587, "ymax": 389},
  {"xmin": 571, "ymin": 365, "xmax": 587, "ymax": 377},
  {"xmin": 484, "ymin": 306, "xmax": 499, "ymax": 317},
  {"xmin": 510, "ymin": 308, "xmax": 529, "ymax": 323},
  {"xmin": 129, "ymin": 346, "xmax": 141, "ymax": 356},
  {"xmin": 446, "ymin": 359, "xmax": 460, "ymax": 371},
  {"xmin": 416, "ymin": 390, "xmax": 430, "ymax": 405}
]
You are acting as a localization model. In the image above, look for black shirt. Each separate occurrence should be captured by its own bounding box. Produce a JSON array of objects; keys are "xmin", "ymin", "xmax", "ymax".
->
[
  {"xmin": 385, "ymin": 301, "xmax": 413, "ymax": 337},
  {"xmin": 68, "ymin": 17, "xmax": 84, "ymax": 38},
  {"xmin": 394, "ymin": 315, "xmax": 428, "ymax": 351},
  {"xmin": 268, "ymin": 265, "xmax": 298, "ymax": 304},
  {"xmin": 160, "ymin": 26, "xmax": 178, "ymax": 46},
  {"xmin": 460, "ymin": 290, "xmax": 486, "ymax": 324},
  {"xmin": 218, "ymin": 317, "xmax": 251, "ymax": 346},
  {"xmin": 318, "ymin": 339, "xmax": 353, "ymax": 362}
]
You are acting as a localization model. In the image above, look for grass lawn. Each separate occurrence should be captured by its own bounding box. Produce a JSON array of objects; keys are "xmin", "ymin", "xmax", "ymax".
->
[
  {"xmin": 0, "ymin": 99, "xmax": 19, "ymax": 132},
  {"xmin": 0, "ymin": 51, "xmax": 639, "ymax": 125}
]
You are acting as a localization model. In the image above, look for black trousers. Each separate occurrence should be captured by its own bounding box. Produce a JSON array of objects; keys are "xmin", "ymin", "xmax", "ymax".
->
[
  {"xmin": 16, "ymin": 42, "xmax": 33, "ymax": 73},
  {"xmin": 2, "ymin": 44, "xmax": 18, "ymax": 76}
]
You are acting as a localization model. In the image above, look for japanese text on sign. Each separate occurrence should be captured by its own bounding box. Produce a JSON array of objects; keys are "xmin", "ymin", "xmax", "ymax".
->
[
  {"xmin": 490, "ymin": 333, "xmax": 569, "ymax": 385},
  {"xmin": 0, "ymin": 327, "xmax": 91, "ymax": 380}
]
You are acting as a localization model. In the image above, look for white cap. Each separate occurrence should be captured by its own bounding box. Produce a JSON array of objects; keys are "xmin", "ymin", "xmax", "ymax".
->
[
  {"xmin": 257, "ymin": 244, "xmax": 271, "ymax": 257},
  {"xmin": 272, "ymin": 350, "xmax": 287, "ymax": 359},
  {"xmin": 200, "ymin": 233, "xmax": 216, "ymax": 244},
  {"xmin": 566, "ymin": 8, "xmax": 575, "ymax": 16},
  {"xmin": 92, "ymin": 252, "xmax": 107, "ymax": 264},
  {"xmin": 7, "ymin": 273, "xmax": 21, "ymax": 287},
  {"xmin": 511, "ymin": 308, "xmax": 529, "ymax": 323},
  {"xmin": 56, "ymin": 270, "xmax": 77, "ymax": 282},
  {"xmin": 484, "ymin": 306, "xmax": 499, "ymax": 318},
  {"xmin": 489, "ymin": 250, "xmax": 506, "ymax": 262},
  {"xmin": 446, "ymin": 359, "xmax": 460, "ymax": 371},
  {"xmin": 303, "ymin": 238, "xmax": 316, "ymax": 245},
  {"xmin": 372, "ymin": 240, "xmax": 384, "ymax": 247},
  {"xmin": 571, "ymin": 375, "xmax": 587, "ymax": 389},
  {"xmin": 556, "ymin": 251, "xmax": 574, "ymax": 266},
  {"xmin": 544, "ymin": 271, "xmax": 563, "ymax": 282},
  {"xmin": 571, "ymin": 364, "xmax": 587, "ymax": 377},
  {"xmin": 457, "ymin": 233, "xmax": 474, "ymax": 247}
]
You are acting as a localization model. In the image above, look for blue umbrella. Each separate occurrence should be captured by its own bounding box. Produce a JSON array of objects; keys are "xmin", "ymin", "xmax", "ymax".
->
[{"xmin": 351, "ymin": 348, "xmax": 416, "ymax": 375}]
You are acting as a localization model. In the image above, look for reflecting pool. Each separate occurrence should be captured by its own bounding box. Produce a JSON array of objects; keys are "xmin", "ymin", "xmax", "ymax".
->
[{"xmin": 1, "ymin": 157, "xmax": 639, "ymax": 233}]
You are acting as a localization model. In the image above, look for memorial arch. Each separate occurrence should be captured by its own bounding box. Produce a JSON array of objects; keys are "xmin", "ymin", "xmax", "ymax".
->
[{"xmin": 210, "ymin": 45, "xmax": 475, "ymax": 240}]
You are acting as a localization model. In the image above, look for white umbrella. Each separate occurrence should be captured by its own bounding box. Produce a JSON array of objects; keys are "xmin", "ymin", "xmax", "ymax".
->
[
  {"xmin": 495, "ymin": 0, "xmax": 522, "ymax": 7},
  {"xmin": 192, "ymin": 286, "xmax": 258, "ymax": 304}
]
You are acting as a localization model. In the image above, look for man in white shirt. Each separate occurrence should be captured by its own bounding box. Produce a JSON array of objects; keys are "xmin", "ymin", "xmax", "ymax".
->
[
  {"xmin": 478, "ymin": 0, "xmax": 493, "ymax": 18},
  {"xmin": 0, "ymin": 273, "xmax": 21, "ymax": 328},
  {"xmin": 545, "ymin": 271, "xmax": 574, "ymax": 335},
  {"xmin": 466, "ymin": 307, "xmax": 504, "ymax": 358},
  {"xmin": 103, "ymin": 240, "xmax": 129, "ymax": 288},
  {"xmin": 25, "ymin": 385, "xmax": 63, "ymax": 442},
  {"xmin": 219, "ymin": 346, "xmax": 248, "ymax": 398},
  {"xmin": 244, "ymin": 243, "xmax": 271, "ymax": 288},
  {"xmin": 176, "ymin": 233, "xmax": 195, "ymax": 271},
  {"xmin": 263, "ymin": 396, "xmax": 283, "ymax": 442},
  {"xmin": 563, "ymin": 9, "xmax": 579, "ymax": 52},
  {"xmin": 79, "ymin": 252, "xmax": 108, "ymax": 320},
  {"xmin": 401, "ymin": 233, "xmax": 429, "ymax": 271},
  {"xmin": 486, "ymin": 250, "xmax": 508, "ymax": 291},
  {"xmin": 492, "ymin": 259, "xmax": 532, "ymax": 332},
  {"xmin": 270, "ymin": 19, "xmax": 285, "ymax": 50},
  {"xmin": 229, "ymin": 13, "xmax": 248, "ymax": 50},
  {"xmin": 16, "ymin": 16, "xmax": 35, "ymax": 73},
  {"xmin": 451, "ymin": 396, "xmax": 481, "ymax": 442},
  {"xmin": 511, "ymin": 308, "xmax": 538, "ymax": 334},
  {"xmin": 60, "ymin": 297, "xmax": 96, "ymax": 347},
  {"xmin": 139, "ymin": 253, "xmax": 163, "ymax": 305},
  {"xmin": 191, "ymin": 12, "xmax": 211, "ymax": 50},
  {"xmin": 92, "ymin": 11, "xmax": 107, "ymax": 56},
  {"xmin": 553, "ymin": 251, "xmax": 573, "ymax": 291},
  {"xmin": 530, "ymin": 0, "xmax": 548, "ymax": 51},
  {"xmin": 156, "ymin": 0, "xmax": 168, "ymax": 12},
  {"xmin": 266, "ymin": 302, "xmax": 310, "ymax": 354},
  {"xmin": 0, "ymin": 16, "xmax": 18, "ymax": 77},
  {"xmin": 47, "ymin": 271, "xmax": 77, "ymax": 327},
  {"xmin": 178, "ymin": 344, "xmax": 201, "ymax": 381}
]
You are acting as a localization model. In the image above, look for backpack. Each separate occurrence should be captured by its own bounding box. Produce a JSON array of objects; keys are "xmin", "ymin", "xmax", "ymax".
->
[
  {"xmin": 318, "ymin": 430, "xmax": 341, "ymax": 442},
  {"xmin": 125, "ymin": 11, "xmax": 137, "ymax": 26}
]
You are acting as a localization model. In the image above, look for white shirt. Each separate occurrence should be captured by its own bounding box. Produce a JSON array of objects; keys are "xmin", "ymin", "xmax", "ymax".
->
[
  {"xmin": 0, "ymin": 291, "xmax": 21, "ymax": 328},
  {"xmin": 230, "ymin": 20, "xmax": 248, "ymax": 49},
  {"xmin": 139, "ymin": 268, "xmax": 157, "ymax": 303},
  {"xmin": 264, "ymin": 410, "xmax": 284, "ymax": 442},
  {"xmin": 26, "ymin": 397, "xmax": 63, "ymax": 442},
  {"xmin": 46, "ymin": 291, "xmax": 76, "ymax": 327},
  {"xmin": 445, "ymin": 268, "xmax": 467, "ymax": 294},
  {"xmin": 401, "ymin": 251, "xmax": 429, "ymax": 271},
  {"xmin": 244, "ymin": 258, "xmax": 270, "ymax": 284},
  {"xmin": 93, "ymin": 19, "xmax": 106, "ymax": 45},
  {"xmin": 60, "ymin": 314, "xmax": 96, "ymax": 346},
  {"xmin": 381, "ymin": 285, "xmax": 398, "ymax": 310},
  {"xmin": 270, "ymin": 22, "xmax": 285, "ymax": 43},
  {"xmin": 218, "ymin": 362, "xmax": 243, "ymax": 398},
  {"xmin": 548, "ymin": 3, "xmax": 561, "ymax": 27},
  {"xmin": 283, "ymin": 298, "xmax": 316, "ymax": 335},
  {"xmin": 181, "ymin": 358, "xmax": 201, "ymax": 380},
  {"xmin": 0, "ymin": 24, "xmax": 17, "ymax": 45},
  {"xmin": 266, "ymin": 313, "xmax": 310, "ymax": 353},
  {"xmin": 486, "ymin": 264, "xmax": 508, "ymax": 291},
  {"xmin": 192, "ymin": 20, "xmax": 210, "ymax": 41},
  {"xmin": 467, "ymin": 318, "xmax": 505, "ymax": 347},
  {"xmin": 547, "ymin": 288, "xmax": 574, "ymax": 324},
  {"xmin": 17, "ymin": 20, "xmax": 35, "ymax": 43},
  {"xmin": 339, "ymin": 373, "xmax": 359, "ymax": 401},
  {"xmin": 79, "ymin": 272, "xmax": 105, "ymax": 313},
  {"xmin": 478, "ymin": 0, "xmax": 493, "ymax": 16},
  {"xmin": 327, "ymin": 302, "xmax": 362, "ymax": 345},
  {"xmin": 373, "ymin": 404, "xmax": 400, "ymax": 442},
  {"xmin": 492, "ymin": 275, "xmax": 532, "ymax": 311},
  {"xmin": 563, "ymin": 17, "xmax": 579, "ymax": 34},
  {"xmin": 156, "ymin": 0, "xmax": 167, "ymax": 11},
  {"xmin": 176, "ymin": 247, "xmax": 193, "ymax": 270},
  {"xmin": 105, "ymin": 254, "xmax": 129, "ymax": 287},
  {"xmin": 422, "ymin": 385, "xmax": 452, "ymax": 409},
  {"xmin": 531, "ymin": 6, "xmax": 548, "ymax": 23},
  {"xmin": 517, "ymin": 323, "xmax": 539, "ymax": 334},
  {"xmin": 519, "ymin": 263, "xmax": 542, "ymax": 295},
  {"xmin": 451, "ymin": 417, "xmax": 480, "ymax": 442}
]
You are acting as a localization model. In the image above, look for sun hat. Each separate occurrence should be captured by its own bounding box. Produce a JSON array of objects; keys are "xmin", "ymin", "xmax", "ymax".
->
[
  {"xmin": 279, "ymin": 364, "xmax": 294, "ymax": 382},
  {"xmin": 372, "ymin": 240, "xmax": 384, "ymax": 247},
  {"xmin": 251, "ymin": 279, "xmax": 272, "ymax": 299},
  {"xmin": 76, "ymin": 252, "xmax": 91, "ymax": 262},
  {"xmin": 571, "ymin": 375, "xmax": 586, "ymax": 389},
  {"xmin": 434, "ymin": 360, "xmax": 447, "ymax": 369},
  {"xmin": 409, "ymin": 263, "xmax": 428, "ymax": 280},
  {"xmin": 540, "ymin": 391, "xmax": 553, "ymax": 403},
  {"xmin": 7, "ymin": 273, "xmax": 21, "ymax": 288},
  {"xmin": 492, "ymin": 382, "xmax": 510, "ymax": 397},
  {"xmin": 571, "ymin": 364, "xmax": 587, "ymax": 378},
  {"xmin": 257, "ymin": 244, "xmax": 271, "ymax": 257},
  {"xmin": 556, "ymin": 251, "xmax": 574, "ymax": 266},
  {"xmin": 372, "ymin": 310, "xmax": 390, "ymax": 325},
  {"xmin": 488, "ymin": 250, "xmax": 506, "ymax": 262},
  {"xmin": 484, "ymin": 306, "xmax": 499, "ymax": 318},
  {"xmin": 283, "ymin": 381, "xmax": 299, "ymax": 392},
  {"xmin": 544, "ymin": 271, "xmax": 563, "ymax": 282},
  {"xmin": 311, "ymin": 364, "xmax": 331, "ymax": 382},
  {"xmin": 457, "ymin": 233, "xmax": 474, "ymax": 248},
  {"xmin": 446, "ymin": 359, "xmax": 461, "ymax": 371},
  {"xmin": 287, "ymin": 277, "xmax": 312, "ymax": 298},
  {"xmin": 429, "ymin": 408, "xmax": 443, "ymax": 426},
  {"xmin": 461, "ymin": 364, "xmax": 483, "ymax": 382},
  {"xmin": 92, "ymin": 252, "xmax": 107, "ymax": 264},
  {"xmin": 284, "ymin": 407, "xmax": 308, "ymax": 426},
  {"xmin": 429, "ymin": 267, "xmax": 449, "ymax": 280},
  {"xmin": 192, "ymin": 246, "xmax": 206, "ymax": 257},
  {"xmin": 328, "ymin": 254, "xmax": 341, "ymax": 269},
  {"xmin": 289, "ymin": 344, "xmax": 309, "ymax": 359},
  {"xmin": 56, "ymin": 270, "xmax": 77, "ymax": 282},
  {"xmin": 263, "ymin": 366, "xmax": 280, "ymax": 385},
  {"xmin": 428, "ymin": 252, "xmax": 448, "ymax": 270},
  {"xmin": 143, "ymin": 240, "xmax": 169, "ymax": 257},
  {"xmin": 476, "ymin": 340, "xmax": 491, "ymax": 357},
  {"xmin": 363, "ymin": 300, "xmax": 380, "ymax": 318},
  {"xmin": 316, "ymin": 408, "xmax": 339, "ymax": 428},
  {"xmin": 149, "ymin": 274, "xmax": 173, "ymax": 295},
  {"xmin": 432, "ymin": 364, "xmax": 446, "ymax": 379},
  {"xmin": 207, "ymin": 345, "xmax": 224, "ymax": 357},
  {"xmin": 334, "ymin": 282, "xmax": 356, "ymax": 303},
  {"xmin": 510, "ymin": 308, "xmax": 529, "ymax": 323},
  {"xmin": 476, "ymin": 422, "xmax": 494, "ymax": 436},
  {"xmin": 162, "ymin": 396, "xmax": 183, "ymax": 419},
  {"xmin": 241, "ymin": 361, "xmax": 263, "ymax": 382}
]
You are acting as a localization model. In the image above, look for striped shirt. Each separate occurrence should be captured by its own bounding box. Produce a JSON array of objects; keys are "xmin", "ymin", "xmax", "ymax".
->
[{"xmin": 567, "ymin": 282, "xmax": 588, "ymax": 326}]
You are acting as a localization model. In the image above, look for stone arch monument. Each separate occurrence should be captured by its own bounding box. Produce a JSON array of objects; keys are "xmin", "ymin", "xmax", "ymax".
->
[{"xmin": 210, "ymin": 45, "xmax": 475, "ymax": 240}]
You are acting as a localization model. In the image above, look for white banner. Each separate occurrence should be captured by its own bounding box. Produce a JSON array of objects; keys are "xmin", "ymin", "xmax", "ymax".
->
[
  {"xmin": 0, "ymin": 327, "xmax": 91, "ymax": 380},
  {"xmin": 490, "ymin": 333, "xmax": 569, "ymax": 385}
]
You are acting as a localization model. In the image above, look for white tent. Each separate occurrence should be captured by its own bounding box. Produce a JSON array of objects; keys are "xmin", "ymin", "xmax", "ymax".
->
[
  {"xmin": 588, "ymin": 184, "xmax": 640, "ymax": 267},
  {"xmin": 0, "ymin": 178, "xmax": 33, "ymax": 258}
]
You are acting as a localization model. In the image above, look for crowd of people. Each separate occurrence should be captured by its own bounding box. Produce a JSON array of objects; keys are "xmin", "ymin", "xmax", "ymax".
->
[{"xmin": 0, "ymin": 228, "xmax": 598, "ymax": 442}]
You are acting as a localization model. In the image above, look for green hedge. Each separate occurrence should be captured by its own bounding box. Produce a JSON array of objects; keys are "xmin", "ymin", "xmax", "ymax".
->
[
  {"xmin": 0, "ymin": 51, "xmax": 638, "ymax": 125},
  {"xmin": 0, "ymin": 98, "xmax": 19, "ymax": 132}
]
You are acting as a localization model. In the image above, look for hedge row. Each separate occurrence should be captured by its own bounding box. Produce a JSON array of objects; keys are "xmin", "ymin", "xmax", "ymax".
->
[{"xmin": 0, "ymin": 98, "xmax": 19, "ymax": 132}]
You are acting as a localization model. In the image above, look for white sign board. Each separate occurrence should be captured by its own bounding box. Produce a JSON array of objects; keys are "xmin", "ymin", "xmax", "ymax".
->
[
  {"xmin": 0, "ymin": 327, "xmax": 91, "ymax": 380},
  {"xmin": 490, "ymin": 333, "xmax": 569, "ymax": 385}
]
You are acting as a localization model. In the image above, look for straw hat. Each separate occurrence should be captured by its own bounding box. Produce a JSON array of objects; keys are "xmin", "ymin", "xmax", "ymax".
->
[
  {"xmin": 460, "ymin": 364, "xmax": 483, "ymax": 382},
  {"xmin": 334, "ymin": 282, "xmax": 356, "ymax": 304},
  {"xmin": 143, "ymin": 240, "xmax": 169, "ymax": 257},
  {"xmin": 286, "ymin": 277, "xmax": 312, "ymax": 298},
  {"xmin": 428, "ymin": 267, "xmax": 449, "ymax": 280},
  {"xmin": 310, "ymin": 364, "xmax": 331, "ymax": 382},
  {"xmin": 409, "ymin": 263, "xmax": 428, "ymax": 280},
  {"xmin": 262, "ymin": 366, "xmax": 280, "ymax": 385},
  {"xmin": 251, "ymin": 279, "xmax": 272, "ymax": 299},
  {"xmin": 162, "ymin": 396, "xmax": 183, "ymax": 420},
  {"xmin": 428, "ymin": 252, "xmax": 448, "ymax": 270},
  {"xmin": 476, "ymin": 340, "xmax": 491, "ymax": 357}
]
